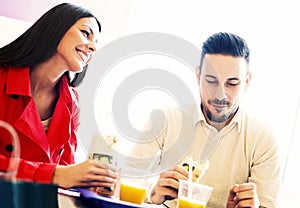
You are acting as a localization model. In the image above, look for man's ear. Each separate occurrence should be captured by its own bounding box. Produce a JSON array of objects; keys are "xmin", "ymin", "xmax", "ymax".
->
[
  {"xmin": 196, "ymin": 66, "xmax": 200, "ymax": 85},
  {"xmin": 245, "ymin": 72, "xmax": 252, "ymax": 90}
]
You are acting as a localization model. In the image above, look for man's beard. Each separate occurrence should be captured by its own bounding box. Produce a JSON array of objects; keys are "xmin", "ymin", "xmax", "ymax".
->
[
  {"xmin": 205, "ymin": 109, "xmax": 233, "ymax": 123},
  {"xmin": 202, "ymin": 100, "xmax": 237, "ymax": 123}
]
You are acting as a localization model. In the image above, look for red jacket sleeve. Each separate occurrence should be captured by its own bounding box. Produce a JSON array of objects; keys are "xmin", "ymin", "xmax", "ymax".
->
[{"xmin": 0, "ymin": 154, "xmax": 56, "ymax": 184}]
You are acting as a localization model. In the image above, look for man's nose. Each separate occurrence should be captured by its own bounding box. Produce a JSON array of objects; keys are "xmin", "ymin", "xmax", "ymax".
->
[{"xmin": 214, "ymin": 85, "xmax": 226, "ymax": 100}]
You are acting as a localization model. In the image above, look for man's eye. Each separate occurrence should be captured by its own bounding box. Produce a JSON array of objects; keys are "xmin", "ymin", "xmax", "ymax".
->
[
  {"xmin": 227, "ymin": 81, "xmax": 240, "ymax": 87},
  {"xmin": 205, "ymin": 79, "xmax": 218, "ymax": 84},
  {"xmin": 81, "ymin": 30, "xmax": 90, "ymax": 38}
]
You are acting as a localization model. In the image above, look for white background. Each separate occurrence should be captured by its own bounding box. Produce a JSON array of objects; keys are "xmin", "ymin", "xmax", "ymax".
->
[{"xmin": 1, "ymin": 0, "xmax": 300, "ymax": 206}]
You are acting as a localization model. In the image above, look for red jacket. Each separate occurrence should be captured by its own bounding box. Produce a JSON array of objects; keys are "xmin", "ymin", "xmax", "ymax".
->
[{"xmin": 0, "ymin": 66, "xmax": 79, "ymax": 183}]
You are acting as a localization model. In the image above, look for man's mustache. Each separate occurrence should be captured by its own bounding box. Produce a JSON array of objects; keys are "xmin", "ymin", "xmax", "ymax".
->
[{"xmin": 208, "ymin": 99, "xmax": 230, "ymax": 106}]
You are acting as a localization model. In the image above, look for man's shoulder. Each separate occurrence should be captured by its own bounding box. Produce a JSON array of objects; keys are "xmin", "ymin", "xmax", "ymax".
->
[
  {"xmin": 148, "ymin": 104, "xmax": 198, "ymax": 127},
  {"xmin": 240, "ymin": 109, "xmax": 271, "ymax": 128},
  {"xmin": 240, "ymin": 109, "xmax": 277, "ymax": 141},
  {"xmin": 161, "ymin": 103, "xmax": 199, "ymax": 116}
]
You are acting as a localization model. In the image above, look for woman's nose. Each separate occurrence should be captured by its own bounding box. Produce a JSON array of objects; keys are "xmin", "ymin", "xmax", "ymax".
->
[{"xmin": 87, "ymin": 44, "xmax": 96, "ymax": 52}]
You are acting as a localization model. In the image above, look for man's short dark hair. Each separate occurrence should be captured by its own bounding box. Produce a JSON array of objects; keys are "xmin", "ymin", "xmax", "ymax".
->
[{"xmin": 199, "ymin": 32, "xmax": 250, "ymax": 71}]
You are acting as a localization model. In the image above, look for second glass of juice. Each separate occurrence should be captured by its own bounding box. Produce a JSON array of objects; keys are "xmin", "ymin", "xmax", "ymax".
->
[{"xmin": 177, "ymin": 180, "xmax": 213, "ymax": 208}]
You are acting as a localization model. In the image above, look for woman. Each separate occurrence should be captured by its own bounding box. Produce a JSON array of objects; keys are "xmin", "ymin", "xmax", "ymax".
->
[{"xmin": 0, "ymin": 3, "xmax": 117, "ymax": 192}]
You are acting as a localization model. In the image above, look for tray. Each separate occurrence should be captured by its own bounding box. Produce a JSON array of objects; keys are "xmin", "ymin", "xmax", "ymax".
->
[{"xmin": 76, "ymin": 188, "xmax": 144, "ymax": 208}]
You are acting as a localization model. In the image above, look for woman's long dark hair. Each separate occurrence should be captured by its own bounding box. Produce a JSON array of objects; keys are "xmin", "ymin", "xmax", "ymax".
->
[{"xmin": 0, "ymin": 3, "xmax": 101, "ymax": 87}]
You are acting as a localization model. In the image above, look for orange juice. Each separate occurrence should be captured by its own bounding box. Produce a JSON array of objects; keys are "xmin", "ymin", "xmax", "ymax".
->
[
  {"xmin": 178, "ymin": 196, "xmax": 206, "ymax": 208},
  {"xmin": 119, "ymin": 183, "xmax": 147, "ymax": 204}
]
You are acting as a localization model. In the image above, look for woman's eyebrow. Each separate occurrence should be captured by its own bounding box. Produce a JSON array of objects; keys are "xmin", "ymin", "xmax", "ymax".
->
[
  {"xmin": 82, "ymin": 24, "xmax": 94, "ymax": 35},
  {"xmin": 82, "ymin": 24, "xmax": 99, "ymax": 44}
]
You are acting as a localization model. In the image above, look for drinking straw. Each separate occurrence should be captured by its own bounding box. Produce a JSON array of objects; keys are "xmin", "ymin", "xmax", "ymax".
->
[
  {"xmin": 188, "ymin": 157, "xmax": 193, "ymax": 182},
  {"xmin": 188, "ymin": 157, "xmax": 193, "ymax": 198}
]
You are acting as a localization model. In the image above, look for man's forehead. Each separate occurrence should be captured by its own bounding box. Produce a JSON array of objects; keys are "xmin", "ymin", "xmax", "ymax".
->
[{"xmin": 201, "ymin": 54, "xmax": 248, "ymax": 78}]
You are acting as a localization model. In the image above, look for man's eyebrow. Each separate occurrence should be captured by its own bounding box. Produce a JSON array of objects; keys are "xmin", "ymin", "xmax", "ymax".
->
[
  {"xmin": 204, "ymin": 75, "xmax": 241, "ymax": 82},
  {"xmin": 204, "ymin": 75, "xmax": 217, "ymax": 79},
  {"xmin": 227, "ymin": 78, "xmax": 240, "ymax": 81}
]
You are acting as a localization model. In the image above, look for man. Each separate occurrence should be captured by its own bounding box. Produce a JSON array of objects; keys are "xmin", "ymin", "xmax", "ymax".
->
[{"xmin": 133, "ymin": 32, "xmax": 282, "ymax": 207}]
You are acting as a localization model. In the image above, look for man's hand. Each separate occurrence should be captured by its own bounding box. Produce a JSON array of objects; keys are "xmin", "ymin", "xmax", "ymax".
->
[
  {"xmin": 150, "ymin": 165, "xmax": 188, "ymax": 204},
  {"xmin": 226, "ymin": 182, "xmax": 260, "ymax": 208}
]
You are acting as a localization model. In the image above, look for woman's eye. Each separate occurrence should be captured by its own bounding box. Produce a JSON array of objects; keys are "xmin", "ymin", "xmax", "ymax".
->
[{"xmin": 81, "ymin": 30, "xmax": 90, "ymax": 38}]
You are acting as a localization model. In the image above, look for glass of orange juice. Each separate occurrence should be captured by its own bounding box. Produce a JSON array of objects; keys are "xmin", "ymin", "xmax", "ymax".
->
[
  {"xmin": 119, "ymin": 178, "xmax": 148, "ymax": 205},
  {"xmin": 177, "ymin": 180, "xmax": 213, "ymax": 208}
]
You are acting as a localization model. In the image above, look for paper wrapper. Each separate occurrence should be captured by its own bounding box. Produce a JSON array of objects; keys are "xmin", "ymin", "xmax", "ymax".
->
[{"xmin": 182, "ymin": 159, "xmax": 209, "ymax": 183}]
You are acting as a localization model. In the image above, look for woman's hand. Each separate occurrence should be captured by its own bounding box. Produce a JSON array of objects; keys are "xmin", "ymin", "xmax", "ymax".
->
[
  {"xmin": 52, "ymin": 159, "xmax": 118, "ymax": 190},
  {"xmin": 89, "ymin": 186, "xmax": 116, "ymax": 198}
]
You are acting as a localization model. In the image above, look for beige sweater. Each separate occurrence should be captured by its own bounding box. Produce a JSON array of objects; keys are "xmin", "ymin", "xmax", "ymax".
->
[{"xmin": 131, "ymin": 104, "xmax": 282, "ymax": 208}]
